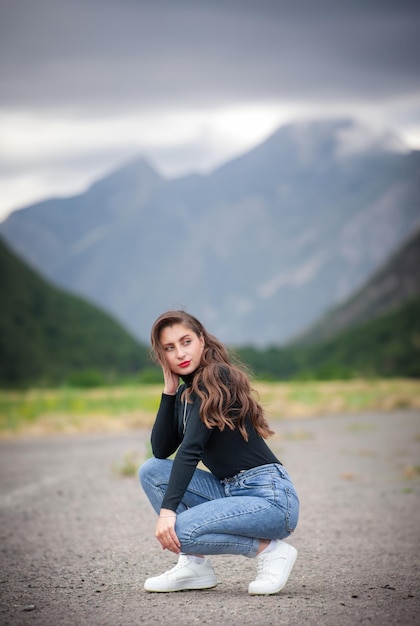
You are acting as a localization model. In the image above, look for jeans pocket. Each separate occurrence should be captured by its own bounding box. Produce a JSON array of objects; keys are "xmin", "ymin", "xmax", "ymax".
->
[{"xmin": 238, "ymin": 472, "xmax": 275, "ymax": 501}]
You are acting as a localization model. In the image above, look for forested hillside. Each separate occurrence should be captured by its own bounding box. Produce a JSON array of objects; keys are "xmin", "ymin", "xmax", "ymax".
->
[
  {"xmin": 2, "ymin": 214, "xmax": 419, "ymax": 388},
  {"xmin": 236, "ymin": 295, "xmax": 420, "ymax": 380},
  {"xmin": 0, "ymin": 238, "xmax": 149, "ymax": 387}
]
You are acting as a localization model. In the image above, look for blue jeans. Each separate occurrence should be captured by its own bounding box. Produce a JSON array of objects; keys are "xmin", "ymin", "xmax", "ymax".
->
[{"xmin": 139, "ymin": 458, "xmax": 299, "ymax": 558}]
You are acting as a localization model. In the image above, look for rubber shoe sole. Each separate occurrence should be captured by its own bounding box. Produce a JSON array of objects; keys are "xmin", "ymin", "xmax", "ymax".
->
[
  {"xmin": 144, "ymin": 575, "xmax": 218, "ymax": 592},
  {"xmin": 144, "ymin": 556, "xmax": 218, "ymax": 593}
]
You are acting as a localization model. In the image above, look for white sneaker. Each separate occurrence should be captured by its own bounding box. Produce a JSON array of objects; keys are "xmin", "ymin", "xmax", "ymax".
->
[
  {"xmin": 248, "ymin": 540, "xmax": 297, "ymax": 595},
  {"xmin": 144, "ymin": 555, "xmax": 218, "ymax": 592}
]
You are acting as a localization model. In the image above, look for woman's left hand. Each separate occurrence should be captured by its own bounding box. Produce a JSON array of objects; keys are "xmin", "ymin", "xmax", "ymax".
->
[{"xmin": 155, "ymin": 510, "xmax": 181, "ymax": 554}]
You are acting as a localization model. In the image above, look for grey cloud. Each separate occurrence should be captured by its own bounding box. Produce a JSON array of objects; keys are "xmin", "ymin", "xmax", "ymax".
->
[{"xmin": 1, "ymin": 0, "xmax": 419, "ymax": 110}]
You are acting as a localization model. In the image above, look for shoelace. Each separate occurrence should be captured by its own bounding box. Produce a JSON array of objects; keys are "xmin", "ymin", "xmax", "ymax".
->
[
  {"xmin": 255, "ymin": 553, "xmax": 283, "ymax": 579},
  {"xmin": 255, "ymin": 553, "xmax": 270, "ymax": 574},
  {"xmin": 165, "ymin": 556, "xmax": 190, "ymax": 574}
]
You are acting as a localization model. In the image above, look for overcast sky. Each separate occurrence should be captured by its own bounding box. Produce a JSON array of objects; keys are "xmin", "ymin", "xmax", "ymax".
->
[{"xmin": 1, "ymin": 0, "xmax": 419, "ymax": 221}]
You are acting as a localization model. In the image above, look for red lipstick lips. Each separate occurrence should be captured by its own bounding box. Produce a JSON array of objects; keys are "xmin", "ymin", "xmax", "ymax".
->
[{"xmin": 179, "ymin": 361, "xmax": 191, "ymax": 368}]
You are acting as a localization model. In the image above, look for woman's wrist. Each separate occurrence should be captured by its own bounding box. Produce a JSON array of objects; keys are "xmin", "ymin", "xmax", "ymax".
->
[{"xmin": 159, "ymin": 509, "xmax": 177, "ymax": 518}]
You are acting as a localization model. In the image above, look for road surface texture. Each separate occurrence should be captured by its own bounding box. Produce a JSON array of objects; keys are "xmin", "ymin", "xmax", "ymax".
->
[{"xmin": 0, "ymin": 410, "xmax": 419, "ymax": 625}]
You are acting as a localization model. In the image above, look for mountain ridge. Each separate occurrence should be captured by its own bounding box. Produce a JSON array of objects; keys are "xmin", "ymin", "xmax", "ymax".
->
[{"xmin": 1, "ymin": 118, "xmax": 419, "ymax": 346}]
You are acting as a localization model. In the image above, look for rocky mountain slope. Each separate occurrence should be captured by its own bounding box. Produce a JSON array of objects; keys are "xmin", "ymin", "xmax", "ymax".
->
[
  {"xmin": 294, "ymin": 226, "xmax": 420, "ymax": 345},
  {"xmin": 1, "ymin": 118, "xmax": 419, "ymax": 346}
]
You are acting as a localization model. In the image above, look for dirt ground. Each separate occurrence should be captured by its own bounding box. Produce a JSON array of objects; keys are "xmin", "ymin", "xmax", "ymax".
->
[{"xmin": 0, "ymin": 409, "xmax": 419, "ymax": 626}]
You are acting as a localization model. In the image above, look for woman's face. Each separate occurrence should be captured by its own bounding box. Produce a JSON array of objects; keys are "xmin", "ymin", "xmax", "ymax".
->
[{"xmin": 159, "ymin": 323, "xmax": 205, "ymax": 375}]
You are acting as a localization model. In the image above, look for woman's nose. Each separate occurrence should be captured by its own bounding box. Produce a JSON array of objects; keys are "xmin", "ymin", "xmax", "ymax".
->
[{"xmin": 175, "ymin": 345, "xmax": 185, "ymax": 359}]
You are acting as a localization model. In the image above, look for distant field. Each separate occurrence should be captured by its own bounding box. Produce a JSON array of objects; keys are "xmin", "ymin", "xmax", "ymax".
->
[{"xmin": 0, "ymin": 379, "xmax": 419, "ymax": 438}]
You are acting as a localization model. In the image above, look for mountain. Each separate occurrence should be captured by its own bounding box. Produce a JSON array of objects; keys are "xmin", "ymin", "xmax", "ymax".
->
[
  {"xmin": 293, "ymin": 226, "xmax": 420, "ymax": 345},
  {"xmin": 1, "ymin": 118, "xmax": 419, "ymax": 346},
  {"xmin": 0, "ymin": 237, "xmax": 148, "ymax": 387}
]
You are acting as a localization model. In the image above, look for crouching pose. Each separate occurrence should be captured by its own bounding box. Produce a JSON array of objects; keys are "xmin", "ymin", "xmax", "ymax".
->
[{"xmin": 139, "ymin": 310, "xmax": 299, "ymax": 595}]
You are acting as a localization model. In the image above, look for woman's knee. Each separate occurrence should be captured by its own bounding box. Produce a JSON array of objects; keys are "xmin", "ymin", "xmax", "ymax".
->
[
  {"xmin": 138, "ymin": 457, "xmax": 158, "ymax": 486},
  {"xmin": 174, "ymin": 518, "xmax": 192, "ymax": 551},
  {"xmin": 138, "ymin": 457, "xmax": 171, "ymax": 487}
]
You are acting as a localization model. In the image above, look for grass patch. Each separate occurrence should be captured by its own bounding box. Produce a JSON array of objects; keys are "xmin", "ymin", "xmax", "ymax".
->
[
  {"xmin": 0, "ymin": 385, "xmax": 162, "ymax": 437},
  {"xmin": 0, "ymin": 379, "xmax": 419, "ymax": 438},
  {"xmin": 403, "ymin": 465, "xmax": 420, "ymax": 479},
  {"xmin": 260, "ymin": 379, "xmax": 420, "ymax": 418},
  {"xmin": 112, "ymin": 451, "xmax": 144, "ymax": 477},
  {"xmin": 347, "ymin": 423, "xmax": 376, "ymax": 433}
]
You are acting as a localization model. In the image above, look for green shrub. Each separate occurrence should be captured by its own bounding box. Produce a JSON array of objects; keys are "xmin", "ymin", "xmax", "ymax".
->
[{"xmin": 66, "ymin": 369, "xmax": 108, "ymax": 388}]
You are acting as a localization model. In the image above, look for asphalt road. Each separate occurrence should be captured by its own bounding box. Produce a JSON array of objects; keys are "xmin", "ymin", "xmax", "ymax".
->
[{"xmin": 0, "ymin": 410, "xmax": 419, "ymax": 625}]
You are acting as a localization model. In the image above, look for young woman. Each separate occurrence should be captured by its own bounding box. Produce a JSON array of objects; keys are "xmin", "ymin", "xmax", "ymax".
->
[{"xmin": 139, "ymin": 310, "xmax": 299, "ymax": 595}]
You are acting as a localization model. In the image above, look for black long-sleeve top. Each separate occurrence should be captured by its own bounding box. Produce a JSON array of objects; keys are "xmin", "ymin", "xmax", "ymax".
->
[{"xmin": 150, "ymin": 371, "xmax": 281, "ymax": 511}]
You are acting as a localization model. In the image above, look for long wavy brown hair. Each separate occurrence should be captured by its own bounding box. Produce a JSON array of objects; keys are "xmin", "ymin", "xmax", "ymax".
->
[{"xmin": 151, "ymin": 310, "xmax": 274, "ymax": 441}]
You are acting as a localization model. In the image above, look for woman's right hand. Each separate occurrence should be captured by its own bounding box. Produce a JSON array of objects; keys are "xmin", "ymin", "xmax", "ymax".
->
[
  {"xmin": 163, "ymin": 366, "xmax": 179, "ymax": 395},
  {"xmin": 155, "ymin": 510, "xmax": 181, "ymax": 554}
]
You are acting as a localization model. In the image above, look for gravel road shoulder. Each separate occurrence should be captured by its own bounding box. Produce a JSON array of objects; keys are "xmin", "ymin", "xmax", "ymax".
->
[{"xmin": 0, "ymin": 410, "xmax": 419, "ymax": 625}]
